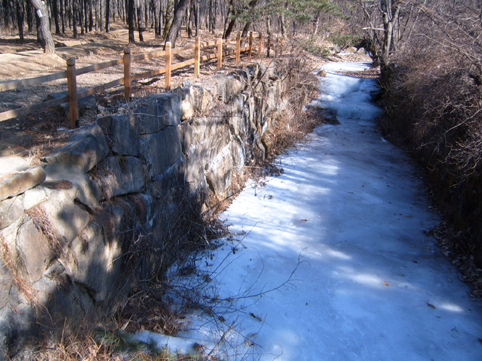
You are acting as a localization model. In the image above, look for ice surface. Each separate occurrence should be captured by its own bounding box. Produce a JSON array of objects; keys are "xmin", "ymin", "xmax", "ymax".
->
[{"xmin": 137, "ymin": 62, "xmax": 482, "ymax": 360}]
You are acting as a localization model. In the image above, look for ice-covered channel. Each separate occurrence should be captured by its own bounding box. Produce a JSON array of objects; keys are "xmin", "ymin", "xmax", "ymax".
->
[{"xmin": 137, "ymin": 62, "xmax": 482, "ymax": 360}]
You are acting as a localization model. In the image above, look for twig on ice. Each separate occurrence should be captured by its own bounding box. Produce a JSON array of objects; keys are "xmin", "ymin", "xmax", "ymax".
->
[{"xmin": 207, "ymin": 316, "xmax": 238, "ymax": 357}]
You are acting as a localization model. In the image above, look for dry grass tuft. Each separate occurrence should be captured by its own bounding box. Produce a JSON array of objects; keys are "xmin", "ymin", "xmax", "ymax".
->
[{"xmin": 261, "ymin": 58, "xmax": 322, "ymax": 163}]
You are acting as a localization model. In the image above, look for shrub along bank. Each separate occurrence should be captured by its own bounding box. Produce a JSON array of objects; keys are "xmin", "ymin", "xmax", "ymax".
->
[{"xmin": 378, "ymin": 53, "xmax": 482, "ymax": 296}]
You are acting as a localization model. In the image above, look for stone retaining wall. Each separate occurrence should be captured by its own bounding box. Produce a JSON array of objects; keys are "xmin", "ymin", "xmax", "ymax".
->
[{"xmin": 0, "ymin": 61, "xmax": 289, "ymax": 356}]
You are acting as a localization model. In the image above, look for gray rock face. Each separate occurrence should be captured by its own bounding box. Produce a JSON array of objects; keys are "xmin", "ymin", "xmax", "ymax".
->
[
  {"xmin": 94, "ymin": 156, "xmax": 145, "ymax": 200},
  {"xmin": 0, "ymin": 196, "xmax": 24, "ymax": 229},
  {"xmin": 0, "ymin": 166, "xmax": 46, "ymax": 202},
  {"xmin": 135, "ymin": 93, "xmax": 182, "ymax": 134},
  {"xmin": 69, "ymin": 222, "xmax": 121, "ymax": 303},
  {"xmin": 97, "ymin": 115, "xmax": 140, "ymax": 156},
  {"xmin": 212, "ymin": 74, "xmax": 245, "ymax": 103},
  {"xmin": 174, "ymin": 82, "xmax": 215, "ymax": 121},
  {"xmin": 0, "ymin": 157, "xmax": 29, "ymax": 176},
  {"xmin": 43, "ymin": 164, "xmax": 100, "ymax": 211},
  {"xmin": 43, "ymin": 124, "xmax": 109, "ymax": 172},
  {"xmin": 16, "ymin": 218, "xmax": 53, "ymax": 283},
  {"xmin": 205, "ymin": 139, "xmax": 246, "ymax": 196},
  {"xmin": 140, "ymin": 127, "xmax": 185, "ymax": 180}
]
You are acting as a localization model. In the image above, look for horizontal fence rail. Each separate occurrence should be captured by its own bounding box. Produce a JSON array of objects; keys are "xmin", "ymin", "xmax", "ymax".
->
[{"xmin": 0, "ymin": 32, "xmax": 283, "ymax": 129}]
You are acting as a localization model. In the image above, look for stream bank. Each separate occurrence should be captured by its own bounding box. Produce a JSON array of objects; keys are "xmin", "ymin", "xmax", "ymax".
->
[
  {"xmin": 138, "ymin": 61, "xmax": 482, "ymax": 360},
  {"xmin": 0, "ymin": 59, "xmax": 318, "ymax": 358}
]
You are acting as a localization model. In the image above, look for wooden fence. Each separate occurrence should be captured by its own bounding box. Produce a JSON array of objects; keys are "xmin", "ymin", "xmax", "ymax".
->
[{"xmin": 0, "ymin": 32, "xmax": 282, "ymax": 129}]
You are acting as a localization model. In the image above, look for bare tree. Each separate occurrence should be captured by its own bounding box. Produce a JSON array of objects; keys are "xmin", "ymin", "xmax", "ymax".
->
[
  {"xmin": 29, "ymin": 0, "xmax": 55, "ymax": 53},
  {"xmin": 15, "ymin": 0, "xmax": 25, "ymax": 42},
  {"xmin": 128, "ymin": 0, "xmax": 135, "ymax": 42},
  {"xmin": 164, "ymin": 0, "xmax": 189, "ymax": 48},
  {"xmin": 356, "ymin": 0, "xmax": 403, "ymax": 68},
  {"xmin": 105, "ymin": 0, "xmax": 110, "ymax": 32},
  {"xmin": 223, "ymin": 0, "xmax": 259, "ymax": 39}
]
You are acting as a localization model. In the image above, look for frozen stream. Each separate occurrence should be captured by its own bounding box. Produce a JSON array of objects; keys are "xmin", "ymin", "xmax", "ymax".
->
[{"xmin": 138, "ymin": 62, "xmax": 482, "ymax": 360}]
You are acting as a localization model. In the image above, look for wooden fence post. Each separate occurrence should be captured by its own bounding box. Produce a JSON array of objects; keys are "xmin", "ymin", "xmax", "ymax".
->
[
  {"xmin": 236, "ymin": 32, "xmax": 241, "ymax": 64},
  {"xmin": 165, "ymin": 42, "xmax": 172, "ymax": 90},
  {"xmin": 248, "ymin": 31, "xmax": 253, "ymax": 60},
  {"xmin": 194, "ymin": 37, "xmax": 200, "ymax": 77},
  {"xmin": 66, "ymin": 58, "xmax": 79, "ymax": 129},
  {"xmin": 258, "ymin": 34, "xmax": 263, "ymax": 58},
  {"xmin": 123, "ymin": 47, "xmax": 131, "ymax": 101},
  {"xmin": 217, "ymin": 38, "xmax": 223, "ymax": 70}
]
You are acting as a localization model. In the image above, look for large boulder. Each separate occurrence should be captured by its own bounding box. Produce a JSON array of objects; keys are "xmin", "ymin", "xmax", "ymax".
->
[
  {"xmin": 93, "ymin": 156, "xmax": 145, "ymax": 200},
  {"xmin": 42, "ymin": 124, "xmax": 109, "ymax": 172},
  {"xmin": 140, "ymin": 127, "xmax": 185, "ymax": 180},
  {"xmin": 134, "ymin": 93, "xmax": 182, "ymax": 135},
  {"xmin": 0, "ymin": 166, "xmax": 46, "ymax": 202},
  {"xmin": 97, "ymin": 115, "xmax": 140, "ymax": 156}
]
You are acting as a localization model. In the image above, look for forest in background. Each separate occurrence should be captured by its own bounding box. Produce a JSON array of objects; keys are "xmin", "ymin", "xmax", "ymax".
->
[{"xmin": 0, "ymin": 0, "xmax": 341, "ymax": 53}]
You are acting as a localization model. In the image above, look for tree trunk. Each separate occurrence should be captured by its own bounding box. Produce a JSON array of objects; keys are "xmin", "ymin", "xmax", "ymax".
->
[
  {"xmin": 84, "ymin": 0, "xmax": 88, "ymax": 33},
  {"xmin": 0, "ymin": 2, "xmax": 3, "ymax": 37},
  {"xmin": 29, "ymin": 0, "xmax": 55, "ymax": 53},
  {"xmin": 89, "ymin": 1, "xmax": 93, "ymax": 32},
  {"xmin": 16, "ymin": 0, "xmax": 25, "ymax": 43},
  {"xmin": 194, "ymin": 0, "xmax": 199, "ymax": 36},
  {"xmin": 223, "ymin": 0, "xmax": 236, "ymax": 39},
  {"xmin": 73, "ymin": 0, "xmax": 79, "ymax": 37},
  {"xmin": 208, "ymin": 0, "xmax": 215, "ymax": 33},
  {"xmin": 241, "ymin": 21, "xmax": 251, "ymax": 38},
  {"xmin": 164, "ymin": 0, "xmax": 189, "ymax": 48},
  {"xmin": 224, "ymin": 0, "xmax": 258, "ymax": 40},
  {"xmin": 144, "ymin": 0, "xmax": 148, "ymax": 28},
  {"xmin": 98, "ymin": 0, "xmax": 103, "ymax": 32},
  {"xmin": 128, "ymin": 0, "xmax": 135, "ymax": 42},
  {"xmin": 60, "ymin": 0, "xmax": 65, "ymax": 33},
  {"xmin": 162, "ymin": 0, "xmax": 173, "ymax": 39},
  {"xmin": 105, "ymin": 0, "xmax": 110, "ymax": 31},
  {"xmin": 73, "ymin": 0, "xmax": 78, "ymax": 38},
  {"xmin": 137, "ymin": 4, "xmax": 144, "ymax": 41},
  {"xmin": 380, "ymin": 0, "xmax": 401, "ymax": 69},
  {"xmin": 51, "ymin": 0, "xmax": 61, "ymax": 34},
  {"xmin": 313, "ymin": 13, "xmax": 320, "ymax": 36},
  {"xmin": 186, "ymin": 2, "xmax": 192, "ymax": 37},
  {"xmin": 26, "ymin": 2, "xmax": 33, "ymax": 32},
  {"xmin": 154, "ymin": 0, "xmax": 160, "ymax": 37},
  {"xmin": 280, "ymin": 12, "xmax": 286, "ymax": 39},
  {"xmin": 79, "ymin": 0, "xmax": 84, "ymax": 34}
]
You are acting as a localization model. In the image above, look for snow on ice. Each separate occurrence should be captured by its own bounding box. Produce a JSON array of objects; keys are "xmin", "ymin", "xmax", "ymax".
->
[{"xmin": 136, "ymin": 62, "xmax": 482, "ymax": 360}]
